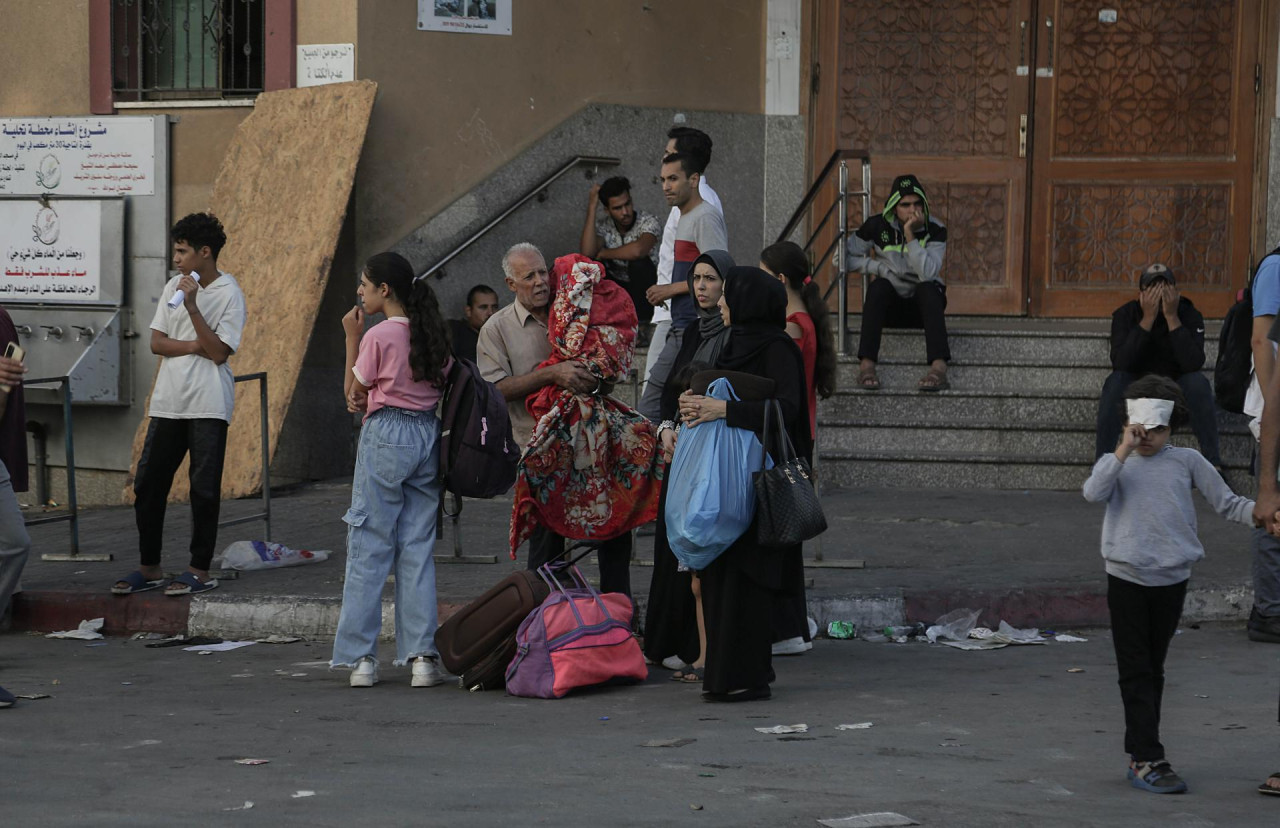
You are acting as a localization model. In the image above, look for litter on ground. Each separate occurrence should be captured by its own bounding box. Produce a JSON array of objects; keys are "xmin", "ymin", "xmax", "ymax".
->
[
  {"xmin": 817, "ymin": 812, "xmax": 919, "ymax": 828},
  {"xmin": 46, "ymin": 618, "xmax": 104, "ymax": 640},
  {"xmin": 754, "ymin": 724, "xmax": 808, "ymax": 734},
  {"xmin": 182, "ymin": 641, "xmax": 257, "ymax": 653},
  {"xmin": 835, "ymin": 723, "xmax": 874, "ymax": 730}
]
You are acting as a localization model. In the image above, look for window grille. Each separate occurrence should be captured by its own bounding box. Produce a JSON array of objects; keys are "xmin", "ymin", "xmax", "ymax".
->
[{"xmin": 110, "ymin": 0, "xmax": 264, "ymax": 101}]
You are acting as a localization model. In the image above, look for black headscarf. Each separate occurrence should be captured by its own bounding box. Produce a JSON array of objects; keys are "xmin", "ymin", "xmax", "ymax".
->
[
  {"xmin": 688, "ymin": 249, "xmax": 735, "ymax": 366},
  {"xmin": 716, "ymin": 266, "xmax": 794, "ymax": 372}
]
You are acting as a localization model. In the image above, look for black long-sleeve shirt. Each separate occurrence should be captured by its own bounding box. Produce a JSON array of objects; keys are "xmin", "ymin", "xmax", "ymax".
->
[{"xmin": 1108, "ymin": 297, "xmax": 1206, "ymax": 378}]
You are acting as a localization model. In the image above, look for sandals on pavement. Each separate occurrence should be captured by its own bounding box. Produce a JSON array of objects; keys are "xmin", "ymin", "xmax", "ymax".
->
[
  {"xmin": 918, "ymin": 369, "xmax": 950, "ymax": 392},
  {"xmin": 111, "ymin": 571, "xmax": 167, "ymax": 595},
  {"xmin": 857, "ymin": 366, "xmax": 881, "ymax": 391},
  {"xmin": 1128, "ymin": 759, "xmax": 1187, "ymax": 794},
  {"xmin": 1259, "ymin": 772, "xmax": 1280, "ymax": 796},
  {"xmin": 165, "ymin": 571, "xmax": 219, "ymax": 596},
  {"xmin": 670, "ymin": 666, "xmax": 705, "ymax": 683}
]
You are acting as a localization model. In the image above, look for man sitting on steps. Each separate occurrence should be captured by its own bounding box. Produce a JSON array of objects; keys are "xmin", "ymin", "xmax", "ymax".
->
[
  {"xmin": 1094, "ymin": 263, "xmax": 1222, "ymax": 471},
  {"xmin": 842, "ymin": 174, "xmax": 950, "ymax": 392}
]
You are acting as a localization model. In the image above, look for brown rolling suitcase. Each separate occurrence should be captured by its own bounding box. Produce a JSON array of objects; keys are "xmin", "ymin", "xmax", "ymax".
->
[{"xmin": 434, "ymin": 569, "xmax": 550, "ymax": 678}]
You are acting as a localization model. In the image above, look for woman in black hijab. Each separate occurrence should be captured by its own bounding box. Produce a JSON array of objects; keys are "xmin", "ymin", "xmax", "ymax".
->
[
  {"xmin": 644, "ymin": 250, "xmax": 735, "ymax": 675},
  {"xmin": 676, "ymin": 266, "xmax": 813, "ymax": 701}
]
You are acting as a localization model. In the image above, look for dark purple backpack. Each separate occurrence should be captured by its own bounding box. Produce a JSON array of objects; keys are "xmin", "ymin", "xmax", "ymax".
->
[{"xmin": 438, "ymin": 357, "xmax": 519, "ymax": 498}]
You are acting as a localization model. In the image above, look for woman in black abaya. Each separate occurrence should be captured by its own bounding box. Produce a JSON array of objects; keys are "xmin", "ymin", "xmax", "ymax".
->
[
  {"xmin": 676, "ymin": 266, "xmax": 813, "ymax": 701},
  {"xmin": 643, "ymin": 250, "xmax": 735, "ymax": 673}
]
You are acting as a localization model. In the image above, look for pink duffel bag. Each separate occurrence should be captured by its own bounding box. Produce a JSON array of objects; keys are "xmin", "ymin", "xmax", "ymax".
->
[{"xmin": 505, "ymin": 552, "xmax": 648, "ymax": 699}]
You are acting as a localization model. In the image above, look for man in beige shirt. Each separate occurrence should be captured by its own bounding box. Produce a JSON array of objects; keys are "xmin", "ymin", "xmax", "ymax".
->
[
  {"xmin": 477, "ymin": 242, "xmax": 633, "ymax": 596},
  {"xmin": 477, "ymin": 242, "xmax": 593, "ymax": 446}
]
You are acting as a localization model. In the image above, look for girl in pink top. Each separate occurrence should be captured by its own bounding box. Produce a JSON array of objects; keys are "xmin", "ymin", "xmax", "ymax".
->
[
  {"xmin": 332, "ymin": 252, "xmax": 453, "ymax": 689},
  {"xmin": 760, "ymin": 242, "xmax": 837, "ymax": 439}
]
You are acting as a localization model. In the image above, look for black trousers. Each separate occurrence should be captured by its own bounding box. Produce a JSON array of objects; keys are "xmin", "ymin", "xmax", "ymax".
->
[
  {"xmin": 527, "ymin": 524, "xmax": 632, "ymax": 598},
  {"xmin": 856, "ymin": 277, "xmax": 951, "ymax": 364},
  {"xmin": 607, "ymin": 258, "xmax": 656, "ymax": 325},
  {"xmin": 1107, "ymin": 574, "xmax": 1188, "ymax": 762},
  {"xmin": 133, "ymin": 417, "xmax": 229, "ymax": 571},
  {"xmin": 1094, "ymin": 370, "xmax": 1222, "ymax": 466}
]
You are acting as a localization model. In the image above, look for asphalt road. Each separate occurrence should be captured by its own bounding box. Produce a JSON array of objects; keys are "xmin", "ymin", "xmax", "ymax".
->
[{"xmin": 3, "ymin": 625, "xmax": 1279, "ymax": 827}]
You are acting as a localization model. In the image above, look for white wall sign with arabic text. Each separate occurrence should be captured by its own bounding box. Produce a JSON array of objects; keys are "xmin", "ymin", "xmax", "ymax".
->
[
  {"xmin": 0, "ymin": 199, "xmax": 125, "ymax": 303},
  {"xmin": 0, "ymin": 117, "xmax": 157, "ymax": 196},
  {"xmin": 297, "ymin": 43, "xmax": 356, "ymax": 87}
]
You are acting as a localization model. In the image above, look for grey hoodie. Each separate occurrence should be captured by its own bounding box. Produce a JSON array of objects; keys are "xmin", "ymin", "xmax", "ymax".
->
[{"xmin": 1082, "ymin": 445, "xmax": 1253, "ymax": 586}]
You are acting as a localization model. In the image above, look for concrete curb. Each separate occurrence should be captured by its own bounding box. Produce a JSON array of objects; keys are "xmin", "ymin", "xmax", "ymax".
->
[{"xmin": 12, "ymin": 581, "xmax": 1253, "ymax": 640}]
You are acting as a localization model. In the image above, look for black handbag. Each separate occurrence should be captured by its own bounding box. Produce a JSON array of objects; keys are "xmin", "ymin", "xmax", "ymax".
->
[{"xmin": 754, "ymin": 399, "xmax": 827, "ymax": 546}]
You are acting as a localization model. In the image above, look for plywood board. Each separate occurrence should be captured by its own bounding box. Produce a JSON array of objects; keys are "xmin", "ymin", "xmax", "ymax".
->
[{"xmin": 125, "ymin": 80, "xmax": 377, "ymax": 502}]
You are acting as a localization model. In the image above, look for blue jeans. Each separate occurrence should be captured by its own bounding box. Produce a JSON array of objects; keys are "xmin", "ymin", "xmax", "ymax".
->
[{"xmin": 332, "ymin": 407, "xmax": 442, "ymax": 667}]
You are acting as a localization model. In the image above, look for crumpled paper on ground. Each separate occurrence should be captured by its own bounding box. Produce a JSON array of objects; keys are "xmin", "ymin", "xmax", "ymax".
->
[
  {"xmin": 755, "ymin": 724, "xmax": 808, "ymax": 734},
  {"xmin": 46, "ymin": 618, "xmax": 104, "ymax": 640}
]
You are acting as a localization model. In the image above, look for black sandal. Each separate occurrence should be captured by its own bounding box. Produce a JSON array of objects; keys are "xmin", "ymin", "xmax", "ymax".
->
[
  {"xmin": 1258, "ymin": 772, "xmax": 1280, "ymax": 796},
  {"xmin": 702, "ymin": 685, "xmax": 771, "ymax": 703}
]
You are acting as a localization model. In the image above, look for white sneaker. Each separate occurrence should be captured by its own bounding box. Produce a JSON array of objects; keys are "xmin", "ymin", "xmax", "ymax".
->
[
  {"xmin": 349, "ymin": 657, "xmax": 379, "ymax": 687},
  {"xmin": 661, "ymin": 655, "xmax": 691, "ymax": 671},
  {"xmin": 771, "ymin": 636, "xmax": 807, "ymax": 656},
  {"xmin": 411, "ymin": 656, "xmax": 447, "ymax": 688}
]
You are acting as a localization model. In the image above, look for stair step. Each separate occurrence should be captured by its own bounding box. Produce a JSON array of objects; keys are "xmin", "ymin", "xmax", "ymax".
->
[
  {"xmin": 836, "ymin": 362, "xmax": 1114, "ymax": 393},
  {"xmin": 817, "ymin": 450, "xmax": 1254, "ymax": 492},
  {"xmin": 818, "ymin": 393, "xmax": 1251, "ymax": 430},
  {"xmin": 817, "ymin": 421, "xmax": 1252, "ymax": 461},
  {"xmin": 841, "ymin": 324, "xmax": 1221, "ymax": 364}
]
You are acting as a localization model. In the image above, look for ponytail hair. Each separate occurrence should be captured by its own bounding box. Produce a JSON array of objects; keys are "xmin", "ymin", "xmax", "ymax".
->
[
  {"xmin": 362, "ymin": 252, "xmax": 451, "ymax": 386},
  {"xmin": 760, "ymin": 241, "xmax": 837, "ymax": 399},
  {"xmin": 406, "ymin": 279, "xmax": 451, "ymax": 386}
]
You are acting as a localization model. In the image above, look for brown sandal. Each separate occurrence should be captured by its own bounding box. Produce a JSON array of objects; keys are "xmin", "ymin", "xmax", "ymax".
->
[
  {"xmin": 918, "ymin": 369, "xmax": 950, "ymax": 392},
  {"xmin": 858, "ymin": 366, "xmax": 881, "ymax": 391}
]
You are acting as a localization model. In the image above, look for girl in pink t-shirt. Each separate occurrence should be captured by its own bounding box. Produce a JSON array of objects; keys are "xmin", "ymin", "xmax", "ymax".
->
[{"xmin": 331, "ymin": 252, "xmax": 453, "ymax": 689}]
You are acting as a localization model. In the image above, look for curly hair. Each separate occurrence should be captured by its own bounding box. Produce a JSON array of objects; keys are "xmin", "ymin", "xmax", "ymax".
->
[
  {"xmin": 171, "ymin": 212, "xmax": 227, "ymax": 260},
  {"xmin": 362, "ymin": 252, "xmax": 451, "ymax": 386},
  {"xmin": 1122, "ymin": 373, "xmax": 1189, "ymax": 430}
]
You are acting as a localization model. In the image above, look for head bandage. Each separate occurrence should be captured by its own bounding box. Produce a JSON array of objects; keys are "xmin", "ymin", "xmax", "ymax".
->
[{"xmin": 1126, "ymin": 398, "xmax": 1173, "ymax": 429}]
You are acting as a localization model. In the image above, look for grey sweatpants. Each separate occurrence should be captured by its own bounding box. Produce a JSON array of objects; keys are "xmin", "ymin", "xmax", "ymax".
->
[{"xmin": 638, "ymin": 322, "xmax": 683, "ymax": 422}]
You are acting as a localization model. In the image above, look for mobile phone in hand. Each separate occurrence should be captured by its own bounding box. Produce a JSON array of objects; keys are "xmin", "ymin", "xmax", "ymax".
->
[{"xmin": 1, "ymin": 341, "xmax": 24, "ymax": 393}]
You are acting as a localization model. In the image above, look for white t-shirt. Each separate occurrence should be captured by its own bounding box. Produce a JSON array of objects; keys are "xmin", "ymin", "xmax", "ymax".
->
[
  {"xmin": 148, "ymin": 271, "xmax": 248, "ymax": 422},
  {"xmin": 652, "ymin": 176, "xmax": 724, "ymax": 324}
]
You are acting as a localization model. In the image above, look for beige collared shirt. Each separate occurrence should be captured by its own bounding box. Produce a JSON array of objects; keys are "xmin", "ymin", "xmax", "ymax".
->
[{"xmin": 476, "ymin": 298, "xmax": 551, "ymax": 447}]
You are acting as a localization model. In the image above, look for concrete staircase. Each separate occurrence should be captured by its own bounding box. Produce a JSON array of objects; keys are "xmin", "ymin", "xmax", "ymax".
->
[{"xmin": 816, "ymin": 317, "xmax": 1254, "ymax": 492}]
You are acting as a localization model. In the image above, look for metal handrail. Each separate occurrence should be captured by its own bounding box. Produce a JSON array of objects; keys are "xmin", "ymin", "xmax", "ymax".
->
[
  {"xmin": 775, "ymin": 149, "xmax": 871, "ymax": 244},
  {"xmin": 775, "ymin": 148, "xmax": 873, "ymax": 358},
  {"xmin": 420, "ymin": 155, "xmax": 622, "ymax": 280}
]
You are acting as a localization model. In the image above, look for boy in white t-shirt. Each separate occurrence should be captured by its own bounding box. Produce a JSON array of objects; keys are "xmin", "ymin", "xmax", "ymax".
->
[{"xmin": 112, "ymin": 213, "xmax": 247, "ymax": 597}]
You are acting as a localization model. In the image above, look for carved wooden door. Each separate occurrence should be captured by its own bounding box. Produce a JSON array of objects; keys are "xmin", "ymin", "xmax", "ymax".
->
[
  {"xmin": 1027, "ymin": 1, "xmax": 1262, "ymax": 317},
  {"xmin": 824, "ymin": 0, "xmax": 1035, "ymax": 315}
]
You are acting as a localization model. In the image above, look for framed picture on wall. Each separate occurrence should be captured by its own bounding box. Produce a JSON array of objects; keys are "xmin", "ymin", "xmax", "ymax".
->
[{"xmin": 418, "ymin": 0, "xmax": 512, "ymax": 36}]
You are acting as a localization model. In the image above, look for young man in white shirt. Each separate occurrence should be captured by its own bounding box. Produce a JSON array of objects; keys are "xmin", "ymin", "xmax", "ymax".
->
[
  {"xmin": 639, "ymin": 126, "xmax": 725, "ymax": 420},
  {"xmin": 113, "ymin": 213, "xmax": 248, "ymax": 597}
]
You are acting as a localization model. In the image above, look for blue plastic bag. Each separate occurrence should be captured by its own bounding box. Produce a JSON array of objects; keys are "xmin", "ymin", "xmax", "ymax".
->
[{"xmin": 665, "ymin": 377, "xmax": 770, "ymax": 571}]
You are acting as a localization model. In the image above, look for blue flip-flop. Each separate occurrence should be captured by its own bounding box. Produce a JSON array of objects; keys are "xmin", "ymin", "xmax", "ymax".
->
[
  {"xmin": 165, "ymin": 571, "xmax": 219, "ymax": 596},
  {"xmin": 111, "ymin": 571, "xmax": 167, "ymax": 595}
]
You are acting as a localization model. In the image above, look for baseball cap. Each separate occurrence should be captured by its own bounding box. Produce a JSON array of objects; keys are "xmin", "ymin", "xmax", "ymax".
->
[{"xmin": 1139, "ymin": 263, "xmax": 1175, "ymax": 289}]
